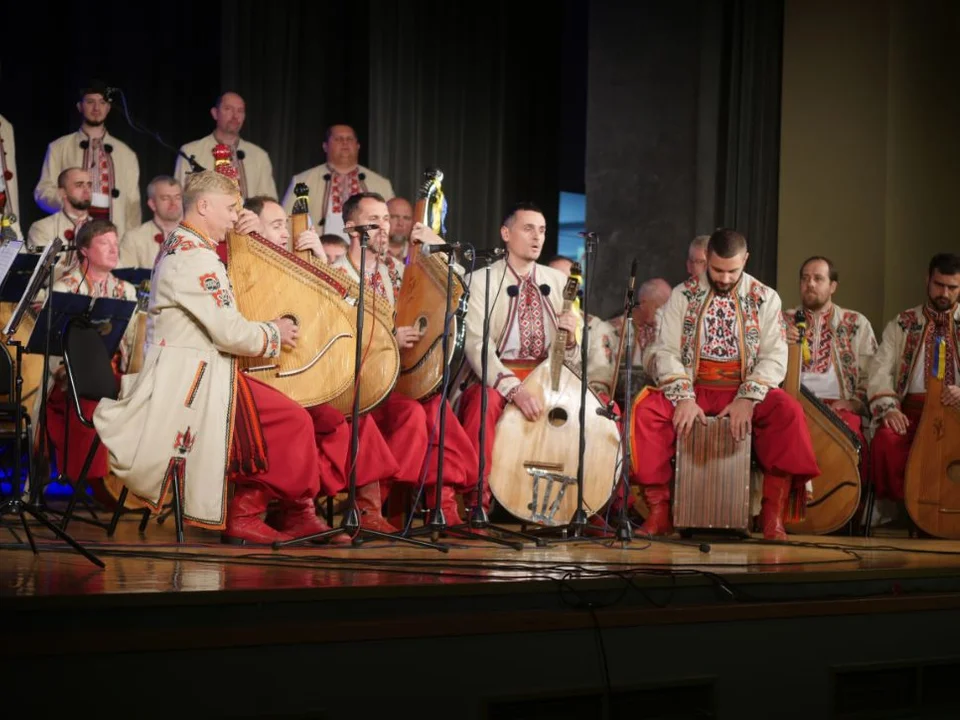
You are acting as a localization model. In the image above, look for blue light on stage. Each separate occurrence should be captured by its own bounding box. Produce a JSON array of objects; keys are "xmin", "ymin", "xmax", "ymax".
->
[{"xmin": 557, "ymin": 191, "xmax": 586, "ymax": 263}]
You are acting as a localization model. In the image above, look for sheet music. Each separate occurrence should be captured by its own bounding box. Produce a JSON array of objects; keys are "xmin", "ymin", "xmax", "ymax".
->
[
  {"xmin": 2, "ymin": 238, "xmax": 62, "ymax": 337},
  {"xmin": 0, "ymin": 239, "xmax": 23, "ymax": 286}
]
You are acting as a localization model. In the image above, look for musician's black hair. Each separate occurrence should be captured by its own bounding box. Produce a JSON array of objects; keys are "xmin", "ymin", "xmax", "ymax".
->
[
  {"xmin": 501, "ymin": 201, "xmax": 544, "ymax": 228},
  {"xmin": 78, "ymin": 80, "xmax": 109, "ymax": 102},
  {"xmin": 342, "ymin": 192, "xmax": 386, "ymax": 225},
  {"xmin": 928, "ymin": 253, "xmax": 960, "ymax": 277},
  {"xmin": 321, "ymin": 234, "xmax": 349, "ymax": 248},
  {"xmin": 243, "ymin": 196, "xmax": 279, "ymax": 216},
  {"xmin": 799, "ymin": 255, "xmax": 838, "ymax": 283},
  {"xmin": 707, "ymin": 228, "xmax": 748, "ymax": 258},
  {"xmin": 213, "ymin": 91, "xmax": 243, "ymax": 108},
  {"xmin": 547, "ymin": 255, "xmax": 575, "ymax": 266},
  {"xmin": 325, "ymin": 124, "xmax": 358, "ymax": 143}
]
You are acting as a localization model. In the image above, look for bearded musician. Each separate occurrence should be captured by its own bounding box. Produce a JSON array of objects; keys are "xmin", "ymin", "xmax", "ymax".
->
[
  {"xmin": 632, "ymin": 229, "xmax": 820, "ymax": 540},
  {"xmin": 868, "ymin": 253, "xmax": 960, "ymax": 504},
  {"xmin": 452, "ymin": 202, "xmax": 581, "ymax": 513},
  {"xmin": 782, "ymin": 256, "xmax": 877, "ymax": 470},
  {"xmin": 93, "ymin": 171, "xmax": 328, "ymax": 545},
  {"xmin": 331, "ymin": 192, "xmax": 479, "ymax": 526}
]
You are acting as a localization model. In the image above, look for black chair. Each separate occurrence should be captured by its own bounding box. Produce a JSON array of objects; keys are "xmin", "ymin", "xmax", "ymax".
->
[
  {"xmin": 59, "ymin": 317, "xmax": 163, "ymax": 537},
  {"xmin": 0, "ymin": 342, "xmax": 33, "ymax": 499}
]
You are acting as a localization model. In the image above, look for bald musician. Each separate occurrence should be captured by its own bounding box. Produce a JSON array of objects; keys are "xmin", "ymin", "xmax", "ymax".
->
[
  {"xmin": 34, "ymin": 81, "xmax": 141, "ymax": 234},
  {"xmin": 94, "ymin": 171, "xmax": 330, "ymax": 545},
  {"xmin": 117, "ymin": 176, "xmax": 183, "ymax": 269},
  {"xmin": 280, "ymin": 124, "xmax": 394, "ymax": 241},
  {"xmin": 868, "ymin": 253, "xmax": 960, "ymax": 505},
  {"xmin": 175, "ymin": 92, "xmax": 278, "ymax": 200},
  {"xmin": 633, "ymin": 229, "xmax": 820, "ymax": 539},
  {"xmin": 26, "ymin": 167, "xmax": 92, "ymax": 278}
]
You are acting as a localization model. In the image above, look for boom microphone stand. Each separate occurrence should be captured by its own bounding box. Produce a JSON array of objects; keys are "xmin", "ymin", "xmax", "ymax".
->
[
  {"xmin": 274, "ymin": 228, "xmax": 446, "ymax": 551},
  {"xmin": 107, "ymin": 87, "xmax": 204, "ymax": 173}
]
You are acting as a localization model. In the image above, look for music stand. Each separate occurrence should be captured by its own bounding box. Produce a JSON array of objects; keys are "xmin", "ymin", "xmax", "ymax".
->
[
  {"xmin": 112, "ymin": 268, "xmax": 152, "ymax": 287},
  {"xmin": 0, "ymin": 239, "xmax": 105, "ymax": 567}
]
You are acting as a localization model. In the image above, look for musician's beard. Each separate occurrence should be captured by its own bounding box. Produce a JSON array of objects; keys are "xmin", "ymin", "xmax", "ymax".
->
[
  {"xmin": 803, "ymin": 292, "xmax": 831, "ymax": 312},
  {"xmin": 929, "ymin": 295, "xmax": 957, "ymax": 312},
  {"xmin": 707, "ymin": 275, "xmax": 739, "ymax": 295},
  {"xmin": 70, "ymin": 198, "xmax": 92, "ymax": 212}
]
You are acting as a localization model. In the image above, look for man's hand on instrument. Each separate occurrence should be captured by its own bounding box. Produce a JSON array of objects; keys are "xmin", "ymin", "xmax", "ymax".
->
[
  {"xmin": 942, "ymin": 384, "xmax": 960, "ymax": 408},
  {"xmin": 673, "ymin": 398, "xmax": 706, "ymax": 438},
  {"xmin": 273, "ymin": 317, "xmax": 299, "ymax": 350},
  {"xmin": 235, "ymin": 209, "xmax": 261, "ymax": 236},
  {"xmin": 558, "ymin": 312, "xmax": 579, "ymax": 348},
  {"xmin": 410, "ymin": 222, "xmax": 442, "ymax": 248},
  {"xmin": 718, "ymin": 398, "xmax": 755, "ymax": 442},
  {"xmin": 882, "ymin": 409, "xmax": 910, "ymax": 435},
  {"xmin": 831, "ymin": 399, "xmax": 860, "ymax": 414},
  {"xmin": 395, "ymin": 325, "xmax": 423, "ymax": 349},
  {"xmin": 295, "ymin": 229, "xmax": 327, "ymax": 262},
  {"xmin": 785, "ymin": 325, "xmax": 801, "ymax": 343},
  {"xmin": 511, "ymin": 386, "xmax": 543, "ymax": 421}
]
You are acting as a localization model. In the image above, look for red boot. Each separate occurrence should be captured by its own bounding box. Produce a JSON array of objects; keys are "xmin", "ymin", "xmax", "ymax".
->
[
  {"xmin": 356, "ymin": 482, "xmax": 400, "ymax": 533},
  {"xmin": 759, "ymin": 474, "xmax": 790, "ymax": 540},
  {"xmin": 638, "ymin": 484, "xmax": 674, "ymax": 536},
  {"xmin": 427, "ymin": 485, "xmax": 464, "ymax": 525},
  {"xmin": 267, "ymin": 496, "xmax": 352, "ymax": 545},
  {"xmin": 223, "ymin": 485, "xmax": 293, "ymax": 546}
]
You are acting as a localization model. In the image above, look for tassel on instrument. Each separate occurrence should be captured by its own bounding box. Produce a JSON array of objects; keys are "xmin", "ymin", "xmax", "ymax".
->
[{"xmin": 934, "ymin": 336, "xmax": 946, "ymax": 380}]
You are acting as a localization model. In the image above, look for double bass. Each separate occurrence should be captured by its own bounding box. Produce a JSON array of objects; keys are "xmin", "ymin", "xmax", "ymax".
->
[
  {"xmin": 488, "ymin": 264, "xmax": 620, "ymax": 526},
  {"xmin": 393, "ymin": 169, "xmax": 467, "ymax": 400},
  {"xmin": 903, "ymin": 336, "xmax": 960, "ymax": 539},
  {"xmin": 783, "ymin": 310, "xmax": 863, "ymax": 534},
  {"xmin": 226, "ymin": 183, "xmax": 399, "ymax": 414}
]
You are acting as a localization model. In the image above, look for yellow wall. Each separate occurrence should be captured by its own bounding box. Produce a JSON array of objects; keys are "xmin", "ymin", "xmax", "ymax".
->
[{"xmin": 778, "ymin": 0, "xmax": 960, "ymax": 333}]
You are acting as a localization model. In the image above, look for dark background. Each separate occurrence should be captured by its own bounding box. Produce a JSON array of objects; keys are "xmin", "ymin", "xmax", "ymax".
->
[{"xmin": 3, "ymin": 0, "xmax": 784, "ymax": 319}]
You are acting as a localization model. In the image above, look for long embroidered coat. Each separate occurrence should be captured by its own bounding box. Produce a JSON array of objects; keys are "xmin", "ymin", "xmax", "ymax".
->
[
  {"xmin": 782, "ymin": 304, "xmax": 877, "ymax": 412},
  {"xmin": 867, "ymin": 303, "xmax": 960, "ymax": 420},
  {"xmin": 174, "ymin": 134, "xmax": 278, "ymax": 200},
  {"xmin": 93, "ymin": 224, "xmax": 282, "ymax": 528},
  {"xmin": 648, "ymin": 271, "xmax": 787, "ymax": 404},
  {"xmin": 34, "ymin": 129, "xmax": 141, "ymax": 234},
  {"xmin": 451, "ymin": 258, "xmax": 582, "ymax": 406}
]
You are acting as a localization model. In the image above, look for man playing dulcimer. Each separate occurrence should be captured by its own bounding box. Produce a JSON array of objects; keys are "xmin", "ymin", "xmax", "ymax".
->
[
  {"xmin": 868, "ymin": 252, "xmax": 960, "ymax": 506},
  {"xmin": 632, "ymin": 229, "xmax": 820, "ymax": 539}
]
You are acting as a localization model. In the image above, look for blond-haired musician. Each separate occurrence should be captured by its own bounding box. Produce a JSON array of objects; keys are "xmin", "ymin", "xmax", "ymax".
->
[
  {"xmin": 633, "ymin": 229, "xmax": 820, "ymax": 540},
  {"xmin": 94, "ymin": 170, "xmax": 329, "ymax": 545}
]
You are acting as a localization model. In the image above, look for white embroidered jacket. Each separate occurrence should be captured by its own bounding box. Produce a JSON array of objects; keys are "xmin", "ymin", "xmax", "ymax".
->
[
  {"xmin": 649, "ymin": 271, "xmax": 787, "ymax": 404},
  {"xmin": 782, "ymin": 304, "xmax": 877, "ymax": 412},
  {"xmin": 118, "ymin": 219, "xmax": 168, "ymax": 269},
  {"xmin": 280, "ymin": 164, "xmax": 395, "ymax": 221},
  {"xmin": 867, "ymin": 303, "xmax": 960, "ymax": 420},
  {"xmin": 174, "ymin": 134, "xmax": 278, "ymax": 200},
  {"xmin": 93, "ymin": 223, "xmax": 282, "ymax": 529}
]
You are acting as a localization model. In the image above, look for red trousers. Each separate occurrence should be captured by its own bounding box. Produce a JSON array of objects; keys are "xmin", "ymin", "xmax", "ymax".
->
[
  {"xmin": 870, "ymin": 401, "xmax": 923, "ymax": 501},
  {"xmin": 825, "ymin": 402, "xmax": 870, "ymax": 482},
  {"xmin": 457, "ymin": 384, "xmax": 507, "ymax": 491},
  {"xmin": 630, "ymin": 386, "xmax": 820, "ymax": 492},
  {"xmin": 230, "ymin": 376, "xmax": 319, "ymax": 502},
  {"xmin": 307, "ymin": 405, "xmax": 399, "ymax": 495},
  {"xmin": 46, "ymin": 384, "xmax": 109, "ymax": 480}
]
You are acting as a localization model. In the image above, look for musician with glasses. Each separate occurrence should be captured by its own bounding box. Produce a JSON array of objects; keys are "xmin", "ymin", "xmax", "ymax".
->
[
  {"xmin": 632, "ymin": 229, "xmax": 820, "ymax": 540},
  {"xmin": 93, "ymin": 170, "xmax": 329, "ymax": 545},
  {"xmin": 331, "ymin": 192, "xmax": 478, "ymax": 528},
  {"xmin": 868, "ymin": 253, "xmax": 960, "ymax": 504}
]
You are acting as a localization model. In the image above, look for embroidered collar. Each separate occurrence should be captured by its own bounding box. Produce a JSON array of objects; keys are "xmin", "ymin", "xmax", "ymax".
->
[{"xmin": 178, "ymin": 221, "xmax": 219, "ymax": 251}]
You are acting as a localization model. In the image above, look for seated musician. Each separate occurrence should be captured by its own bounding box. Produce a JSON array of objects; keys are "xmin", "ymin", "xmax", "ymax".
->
[
  {"xmin": 632, "ymin": 229, "xmax": 820, "ymax": 539},
  {"xmin": 43, "ymin": 218, "xmax": 138, "ymax": 493},
  {"xmin": 454, "ymin": 202, "xmax": 581, "ymax": 512},
  {"xmin": 93, "ymin": 170, "xmax": 329, "ymax": 545},
  {"xmin": 867, "ymin": 252, "xmax": 960, "ymax": 505},
  {"xmin": 783, "ymin": 256, "xmax": 876, "ymax": 467},
  {"xmin": 243, "ymin": 194, "xmax": 399, "ymax": 536},
  {"xmin": 331, "ymin": 192, "xmax": 478, "ymax": 526}
]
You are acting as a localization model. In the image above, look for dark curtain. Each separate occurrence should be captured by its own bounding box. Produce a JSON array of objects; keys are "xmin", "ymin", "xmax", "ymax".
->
[
  {"xmin": 220, "ymin": 0, "xmax": 370, "ymax": 202},
  {"xmin": 3, "ymin": 1, "xmax": 222, "ymax": 231},
  {"xmin": 715, "ymin": 0, "xmax": 785, "ymax": 286},
  {"xmin": 366, "ymin": 0, "xmax": 562, "ymax": 252}
]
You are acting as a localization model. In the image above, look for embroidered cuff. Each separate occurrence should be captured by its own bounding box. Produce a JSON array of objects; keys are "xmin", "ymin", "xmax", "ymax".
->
[
  {"xmin": 869, "ymin": 394, "xmax": 900, "ymax": 420},
  {"xmin": 503, "ymin": 382, "xmax": 524, "ymax": 403},
  {"xmin": 661, "ymin": 378, "xmax": 695, "ymax": 405},
  {"xmin": 736, "ymin": 380, "xmax": 770, "ymax": 403},
  {"xmin": 261, "ymin": 322, "xmax": 281, "ymax": 359}
]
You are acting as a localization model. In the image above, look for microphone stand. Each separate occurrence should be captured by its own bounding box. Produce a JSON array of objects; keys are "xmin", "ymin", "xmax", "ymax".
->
[
  {"xmin": 438, "ymin": 252, "xmax": 542, "ymax": 549},
  {"xmin": 274, "ymin": 229, "xmax": 446, "ymax": 551},
  {"xmin": 109, "ymin": 88, "xmax": 204, "ymax": 173}
]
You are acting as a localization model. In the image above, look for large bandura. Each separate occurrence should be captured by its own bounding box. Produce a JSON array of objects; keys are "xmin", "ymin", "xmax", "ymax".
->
[
  {"xmin": 393, "ymin": 169, "xmax": 467, "ymax": 400},
  {"xmin": 903, "ymin": 340, "xmax": 960, "ymax": 539},
  {"xmin": 226, "ymin": 186, "xmax": 399, "ymax": 413},
  {"xmin": 783, "ymin": 312, "xmax": 862, "ymax": 535},
  {"xmin": 489, "ymin": 265, "xmax": 620, "ymax": 526}
]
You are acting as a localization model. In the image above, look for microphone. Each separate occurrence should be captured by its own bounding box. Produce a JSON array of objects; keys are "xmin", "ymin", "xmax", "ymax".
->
[
  {"xmin": 347, "ymin": 224, "xmax": 383, "ymax": 233},
  {"xmin": 104, "ymin": 86, "xmax": 121, "ymax": 102},
  {"xmin": 464, "ymin": 247, "xmax": 504, "ymax": 262},
  {"xmin": 794, "ymin": 309, "xmax": 806, "ymax": 343}
]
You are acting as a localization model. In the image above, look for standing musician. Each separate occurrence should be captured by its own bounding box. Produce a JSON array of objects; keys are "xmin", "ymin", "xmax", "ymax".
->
[
  {"xmin": 34, "ymin": 81, "xmax": 141, "ymax": 234},
  {"xmin": 280, "ymin": 125, "xmax": 394, "ymax": 241},
  {"xmin": 0, "ymin": 112, "xmax": 22, "ymax": 238},
  {"xmin": 332, "ymin": 192, "xmax": 478, "ymax": 525},
  {"xmin": 783, "ymin": 256, "xmax": 877, "ymax": 463},
  {"xmin": 453, "ymin": 202, "xmax": 581, "ymax": 512},
  {"xmin": 632, "ymin": 229, "xmax": 820, "ymax": 539},
  {"xmin": 868, "ymin": 253, "xmax": 960, "ymax": 503},
  {"xmin": 93, "ymin": 171, "xmax": 329, "ymax": 545}
]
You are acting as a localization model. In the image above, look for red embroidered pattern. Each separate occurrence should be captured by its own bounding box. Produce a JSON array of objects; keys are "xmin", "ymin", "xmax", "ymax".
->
[
  {"xmin": 82, "ymin": 134, "xmax": 115, "ymax": 217},
  {"xmin": 517, "ymin": 274, "xmax": 547, "ymax": 360},
  {"xmin": 700, "ymin": 294, "xmax": 740, "ymax": 361},
  {"xmin": 922, "ymin": 306, "xmax": 957, "ymax": 386},
  {"xmin": 329, "ymin": 166, "xmax": 362, "ymax": 214},
  {"xmin": 895, "ymin": 309, "xmax": 925, "ymax": 395},
  {"xmin": 803, "ymin": 308, "xmax": 834, "ymax": 374}
]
